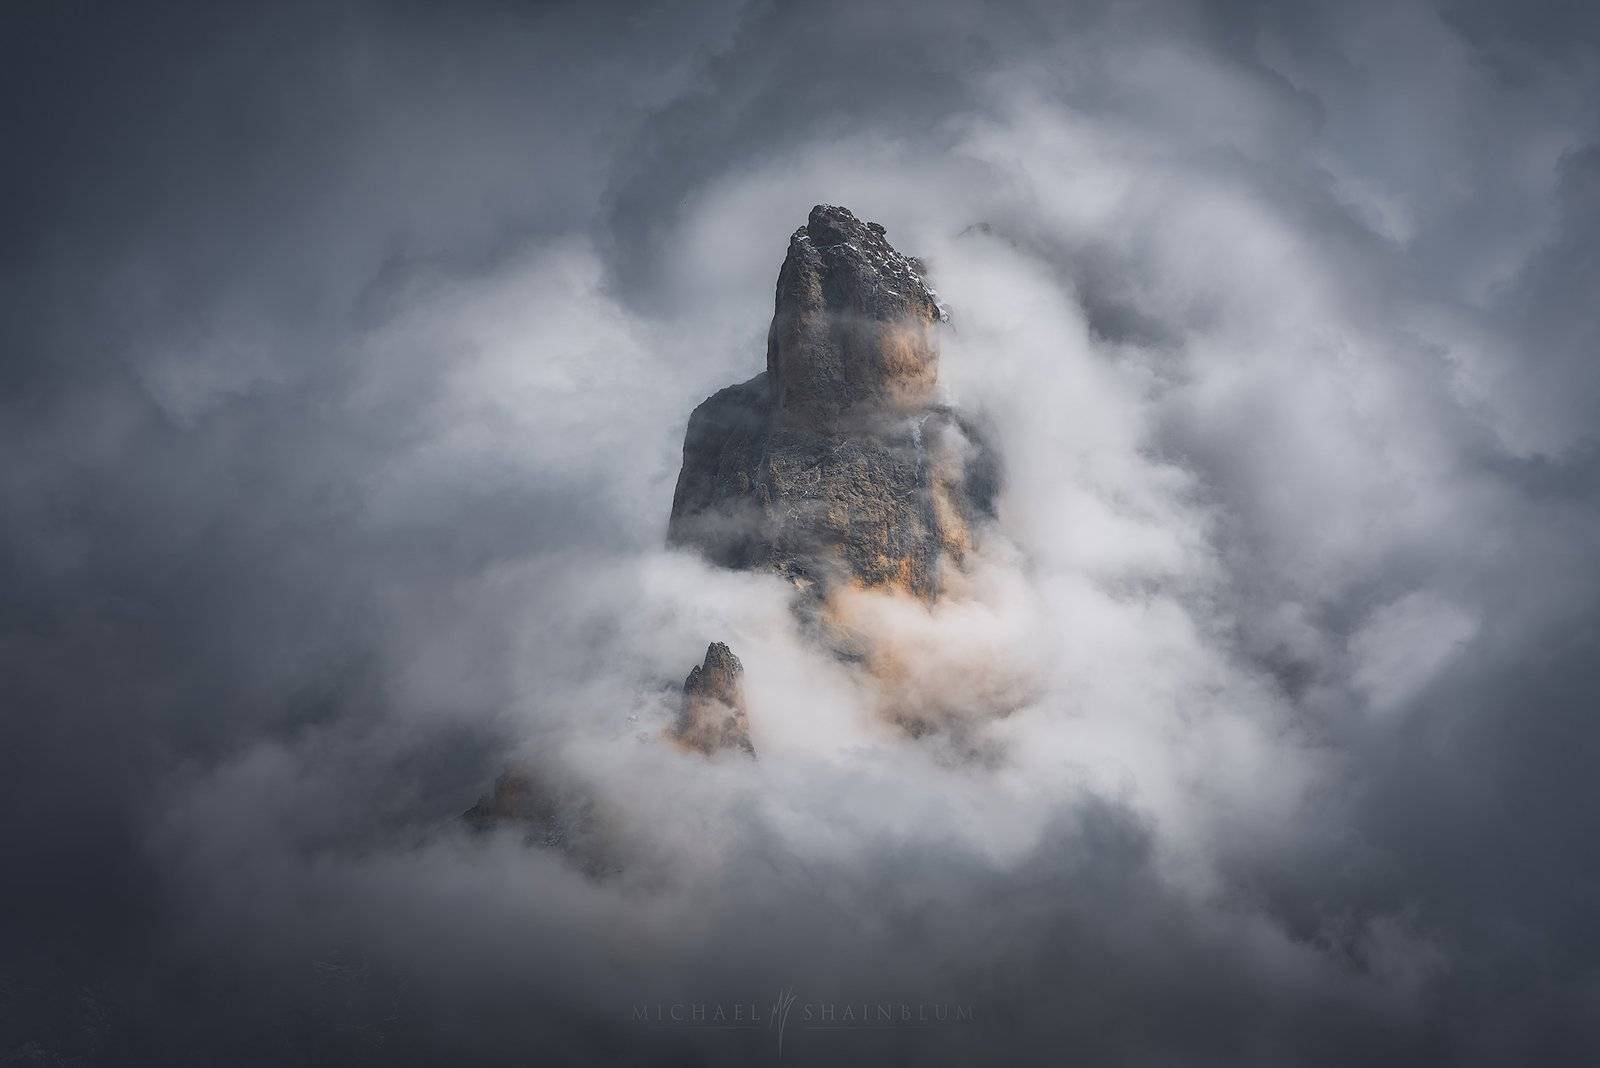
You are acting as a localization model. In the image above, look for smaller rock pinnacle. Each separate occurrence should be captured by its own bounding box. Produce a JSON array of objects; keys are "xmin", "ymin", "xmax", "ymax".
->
[{"xmin": 673, "ymin": 641, "xmax": 755, "ymax": 756}]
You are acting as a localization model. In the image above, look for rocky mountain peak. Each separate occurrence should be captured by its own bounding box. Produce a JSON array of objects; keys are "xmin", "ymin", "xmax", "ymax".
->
[
  {"xmin": 788, "ymin": 204, "xmax": 944, "ymax": 324},
  {"xmin": 673, "ymin": 641, "xmax": 754, "ymax": 756},
  {"xmin": 669, "ymin": 204, "xmax": 997, "ymax": 604},
  {"xmin": 470, "ymin": 207, "xmax": 1003, "ymax": 789},
  {"xmin": 767, "ymin": 205, "xmax": 946, "ymax": 428}
]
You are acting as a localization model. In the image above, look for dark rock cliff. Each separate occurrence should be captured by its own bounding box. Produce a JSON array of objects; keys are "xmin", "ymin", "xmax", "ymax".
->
[
  {"xmin": 668, "ymin": 205, "xmax": 997, "ymax": 600},
  {"xmin": 671, "ymin": 641, "xmax": 754, "ymax": 756}
]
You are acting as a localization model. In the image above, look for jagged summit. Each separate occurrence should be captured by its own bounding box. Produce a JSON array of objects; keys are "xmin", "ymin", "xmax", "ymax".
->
[
  {"xmin": 668, "ymin": 204, "xmax": 997, "ymax": 601},
  {"xmin": 787, "ymin": 204, "xmax": 944, "ymax": 324},
  {"xmin": 672, "ymin": 641, "xmax": 754, "ymax": 756},
  {"xmin": 768, "ymin": 205, "xmax": 945, "ymax": 428}
]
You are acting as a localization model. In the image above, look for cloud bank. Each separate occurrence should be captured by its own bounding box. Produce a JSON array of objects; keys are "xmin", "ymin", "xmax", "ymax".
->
[{"xmin": 3, "ymin": 1, "xmax": 1599, "ymax": 1064}]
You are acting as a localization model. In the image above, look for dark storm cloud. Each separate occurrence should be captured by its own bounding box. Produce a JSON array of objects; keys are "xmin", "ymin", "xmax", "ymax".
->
[
  {"xmin": 3, "ymin": 1, "xmax": 1599, "ymax": 1064},
  {"xmin": 1, "ymin": 0, "xmax": 736, "ymax": 1056}
]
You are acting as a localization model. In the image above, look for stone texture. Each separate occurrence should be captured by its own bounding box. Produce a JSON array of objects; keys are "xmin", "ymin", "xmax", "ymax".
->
[
  {"xmin": 767, "ymin": 204, "xmax": 945, "ymax": 426},
  {"xmin": 671, "ymin": 641, "xmax": 754, "ymax": 756},
  {"xmin": 668, "ymin": 205, "xmax": 997, "ymax": 600}
]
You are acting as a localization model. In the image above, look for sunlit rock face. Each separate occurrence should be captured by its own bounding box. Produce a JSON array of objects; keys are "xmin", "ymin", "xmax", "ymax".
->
[
  {"xmin": 670, "ymin": 641, "xmax": 754, "ymax": 756},
  {"xmin": 668, "ymin": 205, "xmax": 997, "ymax": 601}
]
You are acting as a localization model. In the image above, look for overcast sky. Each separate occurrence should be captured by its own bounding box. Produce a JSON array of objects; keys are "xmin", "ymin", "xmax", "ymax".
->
[{"xmin": 4, "ymin": 1, "xmax": 1600, "ymax": 1064}]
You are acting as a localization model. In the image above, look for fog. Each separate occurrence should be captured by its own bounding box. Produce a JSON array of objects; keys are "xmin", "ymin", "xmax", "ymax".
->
[{"xmin": 4, "ymin": 1, "xmax": 1599, "ymax": 1064}]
